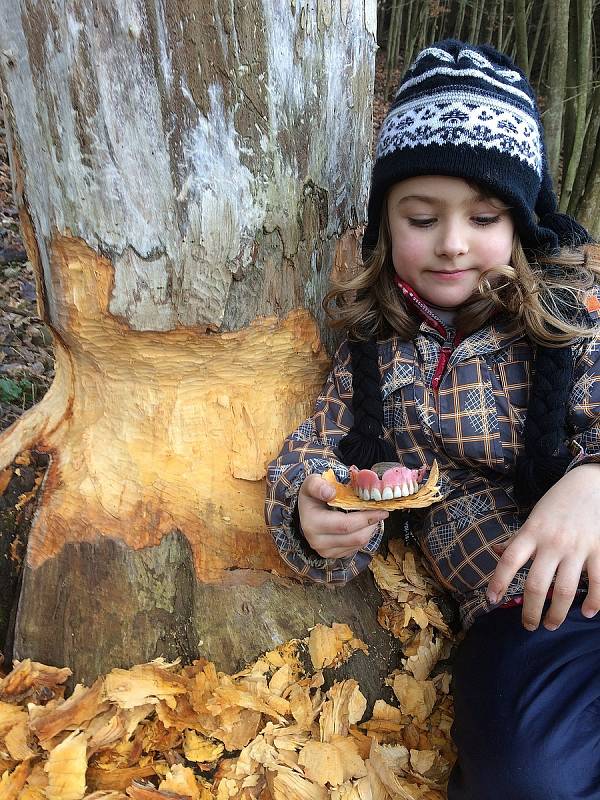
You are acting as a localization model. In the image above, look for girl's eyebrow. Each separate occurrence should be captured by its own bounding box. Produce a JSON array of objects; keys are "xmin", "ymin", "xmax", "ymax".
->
[{"xmin": 395, "ymin": 193, "xmax": 504, "ymax": 207}]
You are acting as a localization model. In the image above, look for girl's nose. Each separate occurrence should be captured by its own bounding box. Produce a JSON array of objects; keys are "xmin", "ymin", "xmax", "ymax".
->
[{"xmin": 435, "ymin": 221, "xmax": 469, "ymax": 258}]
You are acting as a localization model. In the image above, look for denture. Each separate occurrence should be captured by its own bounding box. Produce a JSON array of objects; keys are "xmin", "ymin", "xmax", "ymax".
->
[{"xmin": 349, "ymin": 462, "xmax": 427, "ymax": 502}]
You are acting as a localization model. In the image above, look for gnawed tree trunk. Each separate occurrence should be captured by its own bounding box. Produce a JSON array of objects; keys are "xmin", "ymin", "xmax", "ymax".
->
[{"xmin": 0, "ymin": 1, "xmax": 401, "ymax": 701}]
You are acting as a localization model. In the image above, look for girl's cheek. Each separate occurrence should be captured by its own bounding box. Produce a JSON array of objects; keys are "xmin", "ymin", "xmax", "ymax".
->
[{"xmin": 392, "ymin": 235, "xmax": 426, "ymax": 266}]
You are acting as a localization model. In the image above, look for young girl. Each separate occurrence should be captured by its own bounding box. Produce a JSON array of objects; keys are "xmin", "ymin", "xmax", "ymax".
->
[{"xmin": 265, "ymin": 40, "xmax": 600, "ymax": 798}]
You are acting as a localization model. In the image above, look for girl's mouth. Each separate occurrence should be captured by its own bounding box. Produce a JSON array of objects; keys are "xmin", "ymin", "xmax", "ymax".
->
[{"xmin": 431, "ymin": 269, "xmax": 469, "ymax": 279}]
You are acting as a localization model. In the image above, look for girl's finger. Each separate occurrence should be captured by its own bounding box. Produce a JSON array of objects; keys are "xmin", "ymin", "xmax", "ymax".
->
[
  {"xmin": 486, "ymin": 535, "xmax": 535, "ymax": 604},
  {"xmin": 581, "ymin": 554, "xmax": 600, "ymax": 619},
  {"xmin": 542, "ymin": 557, "xmax": 586, "ymax": 631},
  {"xmin": 308, "ymin": 508, "xmax": 388, "ymax": 537},
  {"xmin": 325, "ymin": 546, "xmax": 365, "ymax": 559},
  {"xmin": 520, "ymin": 554, "xmax": 561, "ymax": 631},
  {"xmin": 306, "ymin": 524, "xmax": 382, "ymax": 556}
]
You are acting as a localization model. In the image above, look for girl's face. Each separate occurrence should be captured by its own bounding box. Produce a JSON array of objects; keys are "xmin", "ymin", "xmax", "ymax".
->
[{"xmin": 387, "ymin": 175, "xmax": 514, "ymax": 309}]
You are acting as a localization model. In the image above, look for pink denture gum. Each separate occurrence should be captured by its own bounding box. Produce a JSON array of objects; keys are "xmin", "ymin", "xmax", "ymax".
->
[{"xmin": 349, "ymin": 462, "xmax": 427, "ymax": 502}]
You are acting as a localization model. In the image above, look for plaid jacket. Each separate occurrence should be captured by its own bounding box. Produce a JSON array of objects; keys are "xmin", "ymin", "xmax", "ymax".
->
[{"xmin": 265, "ymin": 293, "xmax": 600, "ymax": 630}]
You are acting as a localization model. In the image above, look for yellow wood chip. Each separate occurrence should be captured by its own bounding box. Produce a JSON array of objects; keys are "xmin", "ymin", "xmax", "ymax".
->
[
  {"xmin": 368, "ymin": 555, "xmax": 404, "ymax": 597},
  {"xmin": 0, "ymin": 761, "xmax": 32, "ymax": 799},
  {"xmin": 104, "ymin": 660, "xmax": 186, "ymax": 710},
  {"xmin": 320, "ymin": 681, "xmax": 367, "ymax": 742},
  {"xmin": 392, "ymin": 675, "xmax": 436, "ymax": 725},
  {"xmin": 298, "ymin": 740, "xmax": 345, "ymax": 786},
  {"xmin": 371, "ymin": 700, "xmax": 403, "ymax": 723},
  {"xmin": 0, "ymin": 659, "xmax": 71, "ymax": 699},
  {"xmin": 44, "ymin": 730, "xmax": 87, "ymax": 800},
  {"xmin": 159, "ymin": 763, "xmax": 208, "ymax": 799},
  {"xmin": 269, "ymin": 664, "xmax": 294, "ymax": 696},
  {"xmin": 269, "ymin": 768, "xmax": 328, "ymax": 800},
  {"xmin": 0, "ymin": 701, "xmax": 27, "ymax": 739},
  {"xmin": 4, "ymin": 717, "xmax": 37, "ymax": 761},
  {"xmin": 183, "ymin": 730, "xmax": 224, "ymax": 764},
  {"xmin": 287, "ymin": 683, "xmax": 317, "ymax": 729},
  {"xmin": 402, "ymin": 552, "xmax": 429, "ymax": 591},
  {"xmin": 308, "ymin": 625, "xmax": 342, "ymax": 670},
  {"xmin": 404, "ymin": 631, "xmax": 451, "ymax": 682},
  {"xmin": 30, "ymin": 679, "xmax": 107, "ymax": 746},
  {"xmin": 403, "ymin": 605, "xmax": 430, "ymax": 630},
  {"xmin": 409, "ymin": 749, "xmax": 437, "ymax": 776}
]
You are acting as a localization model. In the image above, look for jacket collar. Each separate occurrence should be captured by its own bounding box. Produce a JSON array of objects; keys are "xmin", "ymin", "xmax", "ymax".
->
[{"xmin": 393, "ymin": 276, "xmax": 449, "ymax": 337}]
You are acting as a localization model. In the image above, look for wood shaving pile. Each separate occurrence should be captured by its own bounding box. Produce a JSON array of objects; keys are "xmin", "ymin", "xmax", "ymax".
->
[{"xmin": 0, "ymin": 542, "xmax": 457, "ymax": 800}]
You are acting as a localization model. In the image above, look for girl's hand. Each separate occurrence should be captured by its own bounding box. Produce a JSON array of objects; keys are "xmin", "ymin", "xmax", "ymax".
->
[
  {"xmin": 298, "ymin": 474, "xmax": 389, "ymax": 559},
  {"xmin": 487, "ymin": 464, "xmax": 600, "ymax": 631}
]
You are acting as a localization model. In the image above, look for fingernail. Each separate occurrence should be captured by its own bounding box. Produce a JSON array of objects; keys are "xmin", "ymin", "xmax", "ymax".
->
[
  {"xmin": 524, "ymin": 624, "xmax": 537, "ymax": 632},
  {"xmin": 321, "ymin": 488, "xmax": 335, "ymax": 500},
  {"xmin": 582, "ymin": 608, "xmax": 597, "ymax": 619},
  {"xmin": 545, "ymin": 623, "xmax": 558, "ymax": 631},
  {"xmin": 487, "ymin": 591, "xmax": 499, "ymax": 604}
]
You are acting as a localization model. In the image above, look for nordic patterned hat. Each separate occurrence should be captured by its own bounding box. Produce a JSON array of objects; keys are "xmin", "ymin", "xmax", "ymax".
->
[{"xmin": 362, "ymin": 39, "xmax": 590, "ymax": 259}]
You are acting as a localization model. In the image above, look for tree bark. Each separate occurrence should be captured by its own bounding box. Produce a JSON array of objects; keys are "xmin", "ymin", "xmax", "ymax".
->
[
  {"xmin": 514, "ymin": 0, "xmax": 529, "ymax": 72},
  {"xmin": 545, "ymin": 0, "xmax": 571, "ymax": 183},
  {"xmin": 559, "ymin": 0, "xmax": 592, "ymax": 212},
  {"xmin": 0, "ymin": 1, "xmax": 401, "ymax": 702}
]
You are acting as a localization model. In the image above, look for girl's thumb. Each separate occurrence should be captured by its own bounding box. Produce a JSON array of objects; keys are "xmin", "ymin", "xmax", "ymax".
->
[{"xmin": 320, "ymin": 484, "xmax": 335, "ymax": 501}]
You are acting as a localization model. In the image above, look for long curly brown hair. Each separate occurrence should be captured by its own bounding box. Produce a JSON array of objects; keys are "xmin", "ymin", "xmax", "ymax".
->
[{"xmin": 324, "ymin": 193, "xmax": 600, "ymax": 346}]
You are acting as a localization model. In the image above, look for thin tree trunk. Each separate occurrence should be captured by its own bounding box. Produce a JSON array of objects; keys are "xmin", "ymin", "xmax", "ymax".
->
[
  {"xmin": 454, "ymin": 0, "xmax": 467, "ymax": 39},
  {"xmin": 578, "ymin": 135, "xmax": 600, "ymax": 239},
  {"xmin": 468, "ymin": 0, "xmax": 482, "ymax": 42},
  {"xmin": 385, "ymin": 0, "xmax": 402, "ymax": 93},
  {"xmin": 0, "ymin": 0, "xmax": 400, "ymax": 701},
  {"xmin": 562, "ymin": 6, "xmax": 578, "ymax": 182},
  {"xmin": 538, "ymin": 23, "xmax": 552, "ymax": 84},
  {"xmin": 573, "ymin": 85, "xmax": 600, "ymax": 217},
  {"xmin": 404, "ymin": 0, "xmax": 417, "ymax": 69},
  {"xmin": 497, "ymin": 0, "xmax": 505, "ymax": 50},
  {"xmin": 485, "ymin": 1, "xmax": 499, "ymax": 45},
  {"xmin": 514, "ymin": 0, "xmax": 529, "ymax": 71},
  {"xmin": 529, "ymin": 0, "xmax": 549, "ymax": 76},
  {"xmin": 545, "ymin": 0, "xmax": 571, "ymax": 183},
  {"xmin": 559, "ymin": 0, "xmax": 593, "ymax": 211}
]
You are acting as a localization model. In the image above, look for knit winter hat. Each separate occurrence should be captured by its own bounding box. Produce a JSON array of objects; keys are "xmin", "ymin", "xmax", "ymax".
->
[
  {"xmin": 339, "ymin": 40, "xmax": 593, "ymax": 507},
  {"xmin": 363, "ymin": 39, "xmax": 589, "ymax": 260}
]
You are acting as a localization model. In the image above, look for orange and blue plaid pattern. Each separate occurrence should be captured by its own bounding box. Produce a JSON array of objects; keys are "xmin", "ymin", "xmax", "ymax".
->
[{"xmin": 265, "ymin": 306, "xmax": 600, "ymax": 629}]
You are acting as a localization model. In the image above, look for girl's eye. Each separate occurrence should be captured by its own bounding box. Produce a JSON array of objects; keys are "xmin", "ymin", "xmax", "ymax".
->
[
  {"xmin": 406, "ymin": 214, "xmax": 503, "ymax": 227},
  {"xmin": 472, "ymin": 215, "xmax": 501, "ymax": 226},
  {"xmin": 407, "ymin": 217, "xmax": 436, "ymax": 227}
]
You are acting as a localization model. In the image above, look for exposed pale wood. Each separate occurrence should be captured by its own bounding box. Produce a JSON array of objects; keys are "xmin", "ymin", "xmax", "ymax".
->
[{"xmin": 4, "ymin": 234, "xmax": 331, "ymax": 579}]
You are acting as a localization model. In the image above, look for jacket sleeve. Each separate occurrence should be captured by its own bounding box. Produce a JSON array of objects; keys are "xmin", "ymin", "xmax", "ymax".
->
[
  {"xmin": 264, "ymin": 339, "xmax": 384, "ymax": 584},
  {"xmin": 566, "ymin": 293, "xmax": 600, "ymax": 469}
]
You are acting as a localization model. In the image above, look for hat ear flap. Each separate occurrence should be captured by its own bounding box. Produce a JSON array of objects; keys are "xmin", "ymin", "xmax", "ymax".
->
[{"xmin": 534, "ymin": 168, "xmax": 558, "ymax": 218}]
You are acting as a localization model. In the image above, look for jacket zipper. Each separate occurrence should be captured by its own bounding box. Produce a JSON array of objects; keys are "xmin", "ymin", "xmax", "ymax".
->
[
  {"xmin": 432, "ymin": 343, "xmax": 453, "ymax": 391},
  {"xmin": 393, "ymin": 277, "xmax": 464, "ymax": 393}
]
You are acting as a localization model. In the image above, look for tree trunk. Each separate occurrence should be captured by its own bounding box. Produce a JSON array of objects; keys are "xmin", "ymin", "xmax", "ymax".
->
[
  {"xmin": 545, "ymin": 0, "xmax": 571, "ymax": 183},
  {"xmin": 0, "ymin": 1, "xmax": 401, "ymax": 702}
]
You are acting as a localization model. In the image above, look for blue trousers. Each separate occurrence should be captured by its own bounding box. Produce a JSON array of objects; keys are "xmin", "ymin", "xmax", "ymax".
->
[{"xmin": 448, "ymin": 597, "xmax": 600, "ymax": 799}]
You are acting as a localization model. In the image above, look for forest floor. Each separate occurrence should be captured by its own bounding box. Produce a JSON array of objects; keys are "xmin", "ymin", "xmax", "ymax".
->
[{"xmin": 0, "ymin": 51, "xmax": 393, "ymax": 434}]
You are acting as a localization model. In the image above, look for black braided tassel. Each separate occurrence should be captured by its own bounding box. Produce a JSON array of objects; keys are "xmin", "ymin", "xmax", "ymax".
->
[
  {"xmin": 338, "ymin": 338, "xmax": 396, "ymax": 469},
  {"xmin": 514, "ymin": 344, "xmax": 574, "ymax": 506}
]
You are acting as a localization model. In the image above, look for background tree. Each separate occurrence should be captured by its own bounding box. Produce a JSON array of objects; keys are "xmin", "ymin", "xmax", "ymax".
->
[
  {"xmin": 0, "ymin": 1, "xmax": 405, "ymax": 700},
  {"xmin": 378, "ymin": 0, "xmax": 600, "ymax": 238}
]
